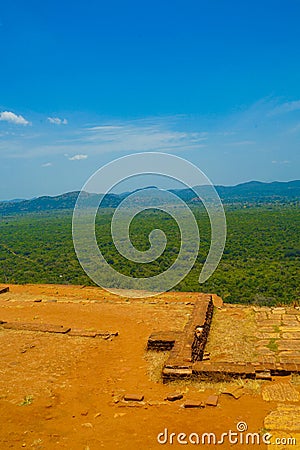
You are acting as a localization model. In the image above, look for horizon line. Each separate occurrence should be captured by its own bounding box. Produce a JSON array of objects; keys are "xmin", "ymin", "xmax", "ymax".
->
[{"xmin": 1, "ymin": 178, "xmax": 299, "ymax": 203}]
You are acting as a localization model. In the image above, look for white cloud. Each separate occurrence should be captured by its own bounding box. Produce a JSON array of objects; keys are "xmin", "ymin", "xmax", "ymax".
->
[
  {"xmin": 88, "ymin": 125, "xmax": 122, "ymax": 131},
  {"xmin": 225, "ymin": 140, "xmax": 255, "ymax": 146},
  {"xmin": 82, "ymin": 121, "xmax": 208, "ymax": 154},
  {"xmin": 269, "ymin": 100, "xmax": 300, "ymax": 116},
  {"xmin": 0, "ymin": 111, "xmax": 30, "ymax": 125},
  {"xmin": 2, "ymin": 102, "xmax": 297, "ymax": 164},
  {"xmin": 0, "ymin": 116, "xmax": 209, "ymax": 159},
  {"xmin": 69, "ymin": 154, "xmax": 88, "ymax": 160},
  {"xmin": 48, "ymin": 117, "xmax": 68, "ymax": 125},
  {"xmin": 41, "ymin": 162, "xmax": 53, "ymax": 167}
]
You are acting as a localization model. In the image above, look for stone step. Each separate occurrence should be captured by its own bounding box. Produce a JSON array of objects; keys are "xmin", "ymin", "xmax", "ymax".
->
[{"xmin": 255, "ymin": 370, "xmax": 272, "ymax": 381}]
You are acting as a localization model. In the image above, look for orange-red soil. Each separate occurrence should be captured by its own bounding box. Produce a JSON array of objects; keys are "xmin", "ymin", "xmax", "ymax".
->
[{"xmin": 0, "ymin": 284, "xmax": 291, "ymax": 449}]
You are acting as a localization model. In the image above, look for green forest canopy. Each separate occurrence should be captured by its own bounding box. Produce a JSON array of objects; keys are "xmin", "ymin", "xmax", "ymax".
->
[{"xmin": 0, "ymin": 205, "xmax": 299, "ymax": 306}]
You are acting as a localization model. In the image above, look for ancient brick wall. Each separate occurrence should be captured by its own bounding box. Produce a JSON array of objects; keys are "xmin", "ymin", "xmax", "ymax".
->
[
  {"xmin": 191, "ymin": 296, "xmax": 214, "ymax": 362},
  {"xmin": 162, "ymin": 294, "xmax": 214, "ymax": 381}
]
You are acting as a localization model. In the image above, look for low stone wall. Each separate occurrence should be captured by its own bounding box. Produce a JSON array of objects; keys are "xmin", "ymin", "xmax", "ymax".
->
[
  {"xmin": 162, "ymin": 294, "xmax": 214, "ymax": 382},
  {"xmin": 191, "ymin": 296, "xmax": 214, "ymax": 362},
  {"xmin": 146, "ymin": 293, "xmax": 300, "ymax": 382},
  {"xmin": 192, "ymin": 361, "xmax": 300, "ymax": 380},
  {"xmin": 192, "ymin": 361, "xmax": 256, "ymax": 381}
]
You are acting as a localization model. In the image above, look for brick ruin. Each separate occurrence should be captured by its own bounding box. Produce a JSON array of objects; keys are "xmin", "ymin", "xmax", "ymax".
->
[
  {"xmin": 147, "ymin": 294, "xmax": 214, "ymax": 381},
  {"xmin": 147, "ymin": 294, "xmax": 300, "ymax": 382},
  {"xmin": 162, "ymin": 294, "xmax": 214, "ymax": 381}
]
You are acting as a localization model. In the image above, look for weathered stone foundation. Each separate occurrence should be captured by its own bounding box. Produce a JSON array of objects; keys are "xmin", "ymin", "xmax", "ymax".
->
[
  {"xmin": 146, "ymin": 294, "xmax": 300, "ymax": 382},
  {"xmin": 162, "ymin": 294, "xmax": 214, "ymax": 382}
]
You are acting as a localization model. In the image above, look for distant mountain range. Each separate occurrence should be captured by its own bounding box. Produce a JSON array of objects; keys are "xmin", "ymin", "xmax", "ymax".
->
[
  {"xmin": 0, "ymin": 180, "xmax": 299, "ymax": 214},
  {"xmin": 1, "ymin": 198, "xmax": 29, "ymax": 203}
]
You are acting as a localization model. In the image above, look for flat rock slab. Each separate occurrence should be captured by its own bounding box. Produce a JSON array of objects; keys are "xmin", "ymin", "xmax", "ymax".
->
[
  {"xmin": 256, "ymin": 370, "xmax": 272, "ymax": 381},
  {"xmin": 2, "ymin": 322, "xmax": 71, "ymax": 334},
  {"xmin": 259, "ymin": 327, "xmax": 279, "ymax": 333},
  {"xmin": 282, "ymin": 332, "xmax": 300, "ymax": 339},
  {"xmin": 256, "ymin": 347, "xmax": 276, "ymax": 355},
  {"xmin": 282, "ymin": 322, "xmax": 300, "ymax": 329},
  {"xmin": 183, "ymin": 401, "xmax": 205, "ymax": 408},
  {"xmin": 68, "ymin": 329, "xmax": 116, "ymax": 338},
  {"xmin": 163, "ymin": 367, "xmax": 193, "ymax": 377},
  {"xmin": 205, "ymin": 395, "xmax": 218, "ymax": 406},
  {"xmin": 271, "ymin": 308, "xmax": 286, "ymax": 314},
  {"xmin": 278, "ymin": 340, "xmax": 300, "ymax": 351},
  {"xmin": 221, "ymin": 386, "xmax": 245, "ymax": 399},
  {"xmin": 259, "ymin": 320, "xmax": 282, "ymax": 326},
  {"xmin": 255, "ymin": 312, "xmax": 268, "ymax": 320},
  {"xmin": 165, "ymin": 393, "xmax": 183, "ymax": 402},
  {"xmin": 148, "ymin": 331, "xmax": 179, "ymax": 342},
  {"xmin": 257, "ymin": 333, "xmax": 280, "ymax": 339},
  {"xmin": 255, "ymin": 339, "xmax": 272, "ymax": 347},
  {"xmin": 123, "ymin": 394, "xmax": 144, "ymax": 402},
  {"xmin": 283, "ymin": 317, "xmax": 299, "ymax": 322},
  {"xmin": 262, "ymin": 383, "xmax": 300, "ymax": 402},
  {"xmin": 257, "ymin": 356, "xmax": 276, "ymax": 365},
  {"xmin": 278, "ymin": 351, "xmax": 300, "ymax": 356},
  {"xmin": 280, "ymin": 326, "xmax": 300, "ymax": 332},
  {"xmin": 279, "ymin": 356, "xmax": 300, "ymax": 364},
  {"xmin": 68, "ymin": 330, "xmax": 98, "ymax": 337},
  {"xmin": 264, "ymin": 404, "xmax": 300, "ymax": 431}
]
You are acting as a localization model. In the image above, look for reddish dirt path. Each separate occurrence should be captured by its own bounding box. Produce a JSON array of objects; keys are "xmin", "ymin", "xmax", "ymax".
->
[{"xmin": 0, "ymin": 284, "xmax": 289, "ymax": 449}]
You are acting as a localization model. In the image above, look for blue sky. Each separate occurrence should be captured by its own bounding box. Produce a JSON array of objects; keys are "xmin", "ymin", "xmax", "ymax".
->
[{"xmin": 0, "ymin": 0, "xmax": 300, "ymax": 199}]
